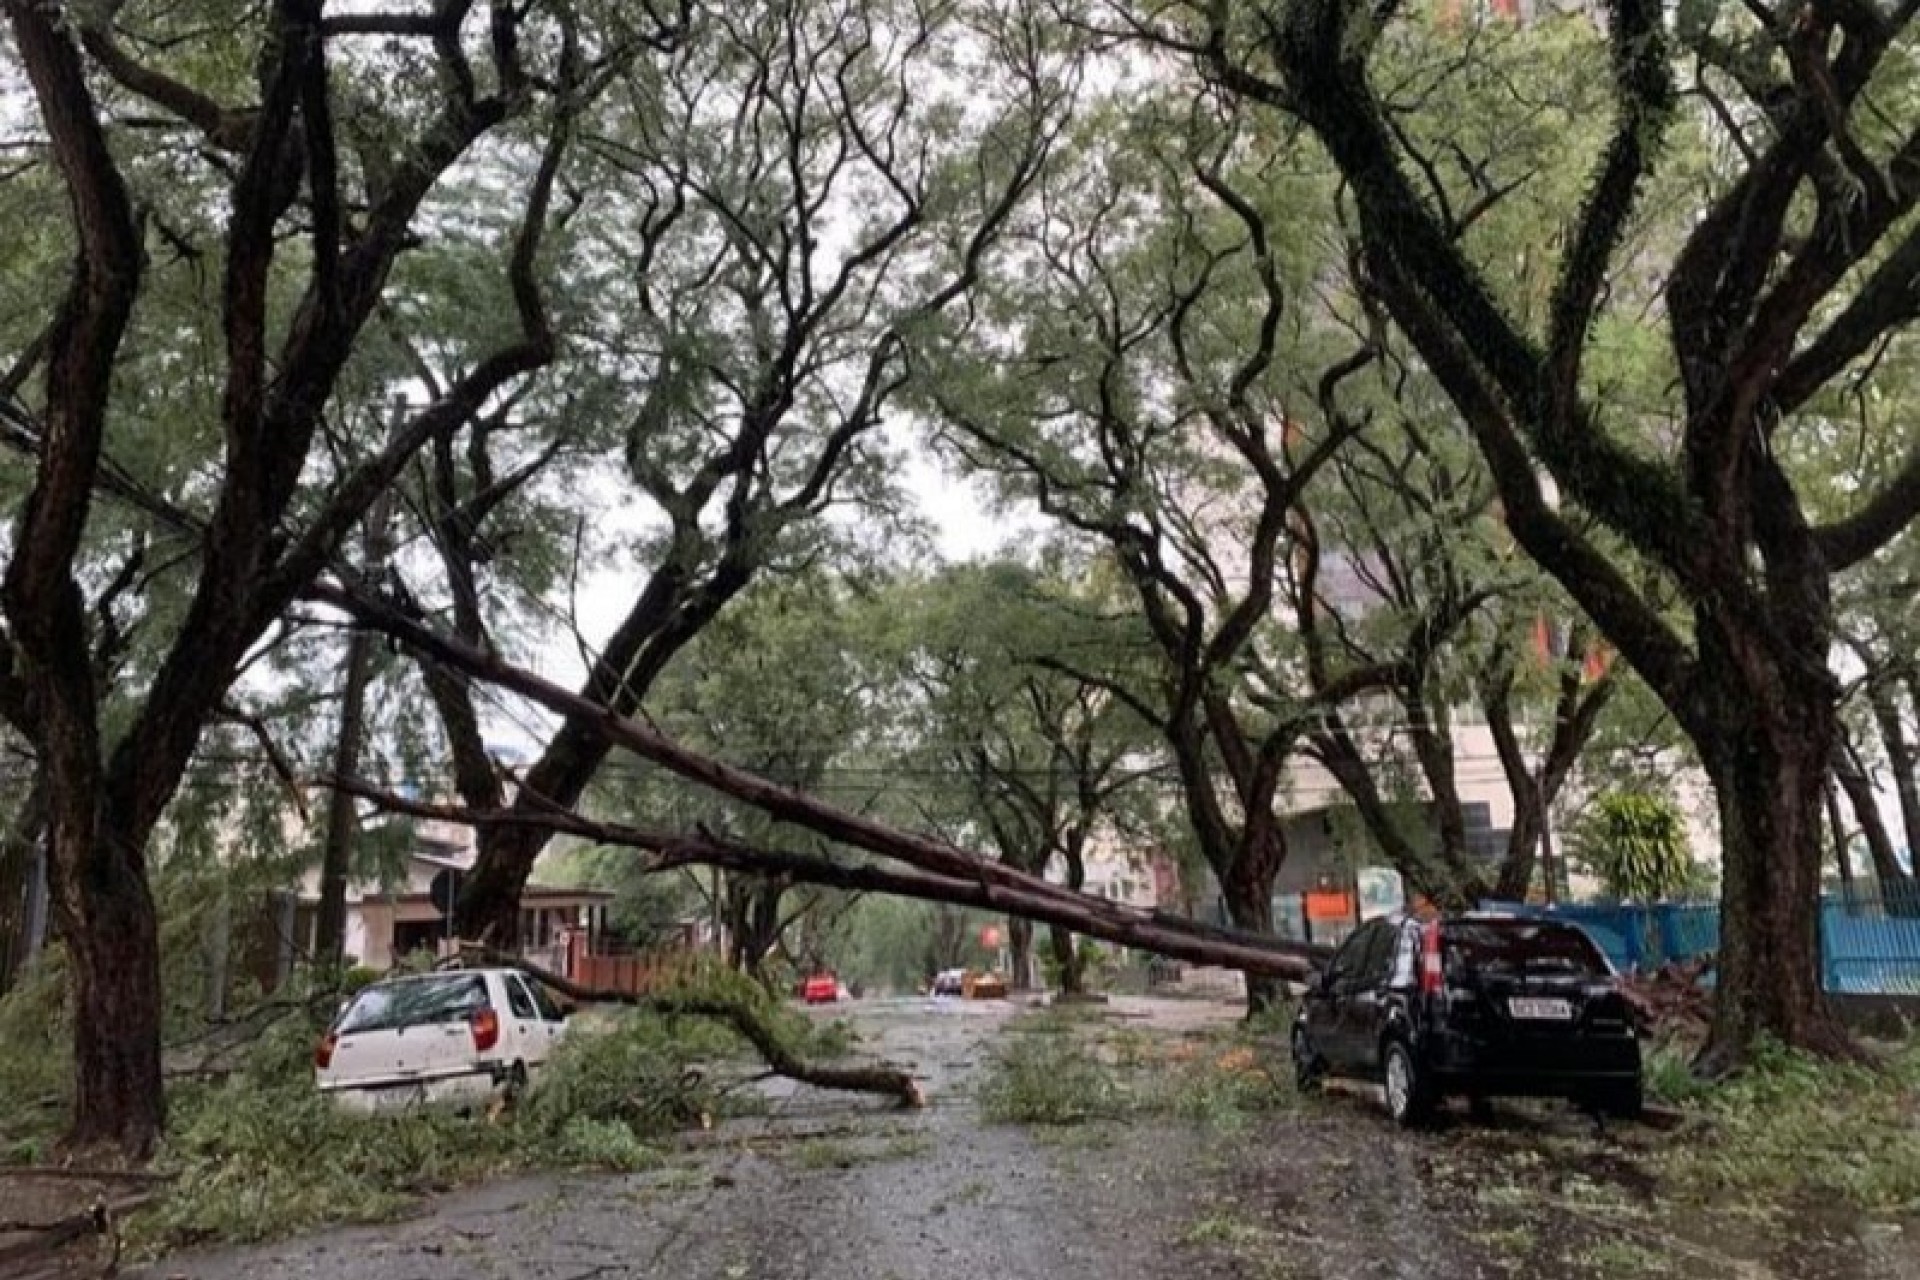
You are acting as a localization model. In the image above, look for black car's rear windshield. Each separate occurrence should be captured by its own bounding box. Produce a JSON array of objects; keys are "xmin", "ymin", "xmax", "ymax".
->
[
  {"xmin": 1443, "ymin": 922, "xmax": 1610, "ymax": 977},
  {"xmin": 336, "ymin": 973, "xmax": 490, "ymax": 1034}
]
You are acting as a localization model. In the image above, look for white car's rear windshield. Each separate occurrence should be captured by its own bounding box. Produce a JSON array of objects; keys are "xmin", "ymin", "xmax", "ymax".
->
[{"xmin": 337, "ymin": 974, "xmax": 490, "ymax": 1034}]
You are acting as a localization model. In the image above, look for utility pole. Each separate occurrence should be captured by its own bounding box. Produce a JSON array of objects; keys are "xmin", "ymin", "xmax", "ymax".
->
[{"xmin": 316, "ymin": 398, "xmax": 407, "ymax": 969}]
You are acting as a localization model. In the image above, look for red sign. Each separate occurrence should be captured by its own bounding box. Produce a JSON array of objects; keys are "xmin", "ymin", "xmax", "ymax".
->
[
  {"xmin": 1304, "ymin": 891, "xmax": 1355, "ymax": 922},
  {"xmin": 980, "ymin": 925, "xmax": 1003, "ymax": 949}
]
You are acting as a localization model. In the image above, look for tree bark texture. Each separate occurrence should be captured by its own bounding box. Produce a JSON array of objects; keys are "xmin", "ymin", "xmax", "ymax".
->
[
  {"xmin": 59, "ymin": 819, "xmax": 165, "ymax": 1156},
  {"xmin": 327, "ymin": 774, "xmax": 1333, "ymax": 979},
  {"xmin": 314, "ymin": 630, "xmax": 378, "ymax": 967},
  {"xmin": 1833, "ymin": 735, "xmax": 1920, "ymax": 914},
  {"xmin": 0, "ymin": 0, "xmax": 563, "ymax": 1155},
  {"xmin": 1221, "ymin": 826, "xmax": 1285, "ymax": 1015},
  {"xmin": 1048, "ymin": 923, "xmax": 1084, "ymax": 996},
  {"xmin": 1826, "ymin": 777, "xmax": 1857, "ymax": 896},
  {"xmin": 0, "ymin": 777, "xmax": 47, "ymax": 994},
  {"xmin": 2, "ymin": 0, "xmax": 154, "ymax": 1156},
  {"xmin": 1868, "ymin": 679, "xmax": 1920, "ymax": 877},
  {"xmin": 470, "ymin": 948, "xmax": 923, "ymax": 1107},
  {"xmin": 1696, "ymin": 684, "xmax": 1856, "ymax": 1074},
  {"xmin": 1007, "ymin": 915, "xmax": 1033, "ymax": 991},
  {"xmin": 723, "ymin": 876, "xmax": 787, "ymax": 977},
  {"xmin": 315, "ymin": 404, "xmax": 403, "ymax": 966},
  {"xmin": 1228, "ymin": 0, "xmax": 1920, "ymax": 1070},
  {"xmin": 1487, "ymin": 636, "xmax": 1613, "ymax": 902}
]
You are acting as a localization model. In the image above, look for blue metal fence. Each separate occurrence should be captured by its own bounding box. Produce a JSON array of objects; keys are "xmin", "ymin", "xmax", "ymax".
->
[
  {"xmin": 1822, "ymin": 885, "xmax": 1920, "ymax": 994},
  {"xmin": 1479, "ymin": 887, "xmax": 1920, "ymax": 995}
]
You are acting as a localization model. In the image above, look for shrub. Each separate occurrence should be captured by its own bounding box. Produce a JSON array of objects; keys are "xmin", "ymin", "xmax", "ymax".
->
[
  {"xmin": 978, "ymin": 1025, "xmax": 1129, "ymax": 1124},
  {"xmin": 1153, "ymin": 1044, "xmax": 1291, "ymax": 1131},
  {"xmin": 0, "ymin": 955, "xmax": 70, "ymax": 1158},
  {"xmin": 520, "ymin": 1011, "xmax": 727, "ymax": 1140},
  {"xmin": 978, "ymin": 1012, "xmax": 1294, "ymax": 1129},
  {"xmin": 18, "ymin": 956, "xmax": 868, "ymax": 1253},
  {"xmin": 1643, "ymin": 1044, "xmax": 1712, "ymax": 1107},
  {"xmin": 1659, "ymin": 1038, "xmax": 1920, "ymax": 1212},
  {"xmin": 128, "ymin": 999, "xmax": 748, "ymax": 1254},
  {"xmin": 137, "ymin": 1076, "xmax": 502, "ymax": 1249},
  {"xmin": 543, "ymin": 1115, "xmax": 661, "ymax": 1172}
]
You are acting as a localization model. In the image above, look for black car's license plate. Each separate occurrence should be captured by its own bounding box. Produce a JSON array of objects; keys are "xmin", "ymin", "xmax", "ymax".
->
[{"xmin": 1508, "ymin": 997, "xmax": 1573, "ymax": 1020}]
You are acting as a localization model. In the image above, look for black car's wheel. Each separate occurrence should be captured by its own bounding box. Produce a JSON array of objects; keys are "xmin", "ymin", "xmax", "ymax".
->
[
  {"xmin": 1292, "ymin": 1025, "xmax": 1324, "ymax": 1093},
  {"xmin": 1596, "ymin": 1078, "xmax": 1643, "ymax": 1121},
  {"xmin": 1382, "ymin": 1040, "xmax": 1435, "ymax": 1128},
  {"xmin": 1468, "ymin": 1094, "xmax": 1495, "ymax": 1123}
]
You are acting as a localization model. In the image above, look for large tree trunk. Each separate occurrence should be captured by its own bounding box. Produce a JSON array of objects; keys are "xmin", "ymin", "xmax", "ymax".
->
[
  {"xmin": 1310, "ymin": 723, "xmax": 1482, "ymax": 908},
  {"xmin": 1223, "ymin": 827, "xmax": 1286, "ymax": 1015},
  {"xmin": 1050, "ymin": 832, "xmax": 1090, "ymax": 995},
  {"xmin": 926, "ymin": 906, "xmax": 970, "ymax": 975},
  {"xmin": 316, "ymin": 411, "xmax": 402, "ymax": 967},
  {"xmin": 1826, "ymin": 777, "xmax": 1857, "ymax": 899},
  {"xmin": 1696, "ymin": 698, "xmax": 1853, "ymax": 1075},
  {"xmin": 1048, "ymin": 923, "xmax": 1084, "ymax": 996},
  {"xmin": 1007, "ymin": 916, "xmax": 1033, "ymax": 991},
  {"xmin": 327, "ymin": 611, "xmax": 1338, "ymax": 982},
  {"xmin": 57, "ymin": 819, "xmax": 164, "ymax": 1158},
  {"xmin": 315, "ymin": 631, "xmax": 378, "ymax": 967},
  {"xmin": 1494, "ymin": 786, "xmax": 1546, "ymax": 902},
  {"xmin": 0, "ymin": 846, "xmax": 24, "ymax": 995},
  {"xmin": 1833, "ymin": 736, "xmax": 1920, "ymax": 915},
  {"xmin": 1868, "ymin": 680, "xmax": 1920, "ymax": 875},
  {"xmin": 1485, "ymin": 644, "xmax": 1610, "ymax": 904},
  {"xmin": 458, "ymin": 813, "xmax": 556, "ymax": 947},
  {"xmin": 0, "ymin": 778, "xmax": 46, "ymax": 994},
  {"xmin": 723, "ymin": 876, "xmax": 787, "ymax": 978},
  {"xmin": 450, "ymin": 555, "xmax": 755, "ymax": 945}
]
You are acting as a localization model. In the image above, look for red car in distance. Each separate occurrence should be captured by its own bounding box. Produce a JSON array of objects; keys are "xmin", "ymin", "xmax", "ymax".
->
[{"xmin": 801, "ymin": 973, "xmax": 839, "ymax": 1004}]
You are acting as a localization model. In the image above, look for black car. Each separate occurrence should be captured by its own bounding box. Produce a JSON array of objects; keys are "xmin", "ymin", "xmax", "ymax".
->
[{"xmin": 1291, "ymin": 913, "xmax": 1643, "ymax": 1126}]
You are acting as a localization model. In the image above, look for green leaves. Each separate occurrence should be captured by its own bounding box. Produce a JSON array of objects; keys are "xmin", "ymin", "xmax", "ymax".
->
[{"xmin": 1569, "ymin": 789, "xmax": 1701, "ymax": 902}]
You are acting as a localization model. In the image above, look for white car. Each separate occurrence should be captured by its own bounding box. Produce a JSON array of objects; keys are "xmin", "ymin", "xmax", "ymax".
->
[{"xmin": 314, "ymin": 968, "xmax": 567, "ymax": 1113}]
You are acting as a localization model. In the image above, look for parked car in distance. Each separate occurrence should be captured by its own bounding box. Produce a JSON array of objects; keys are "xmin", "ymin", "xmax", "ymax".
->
[
  {"xmin": 967, "ymin": 972, "xmax": 1008, "ymax": 999},
  {"xmin": 801, "ymin": 973, "xmax": 840, "ymax": 1004},
  {"xmin": 1292, "ymin": 913, "xmax": 1643, "ymax": 1127},
  {"xmin": 314, "ymin": 968, "xmax": 568, "ymax": 1113},
  {"xmin": 931, "ymin": 968, "xmax": 965, "ymax": 997}
]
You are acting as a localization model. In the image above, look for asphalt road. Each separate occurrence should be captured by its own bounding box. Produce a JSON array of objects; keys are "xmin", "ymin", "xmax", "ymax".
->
[
  {"xmin": 124, "ymin": 995, "xmax": 1920, "ymax": 1280},
  {"xmin": 129, "ymin": 997, "xmax": 1218, "ymax": 1280}
]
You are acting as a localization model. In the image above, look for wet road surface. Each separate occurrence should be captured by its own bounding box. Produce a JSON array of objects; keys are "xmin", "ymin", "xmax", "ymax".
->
[
  {"xmin": 129, "ymin": 998, "xmax": 1216, "ymax": 1280},
  {"xmin": 127, "ymin": 995, "xmax": 1920, "ymax": 1280}
]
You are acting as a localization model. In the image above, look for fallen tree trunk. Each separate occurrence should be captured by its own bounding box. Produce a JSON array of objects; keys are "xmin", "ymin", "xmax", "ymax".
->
[
  {"xmin": 1620, "ymin": 956, "xmax": 1715, "ymax": 1041},
  {"xmin": 463, "ymin": 948, "xmax": 925, "ymax": 1108},
  {"xmin": 336, "ymin": 778, "xmax": 1329, "ymax": 978},
  {"xmin": 313, "ymin": 584, "xmax": 1329, "ymax": 979},
  {"xmin": 0, "ymin": 1188, "xmax": 154, "ymax": 1280}
]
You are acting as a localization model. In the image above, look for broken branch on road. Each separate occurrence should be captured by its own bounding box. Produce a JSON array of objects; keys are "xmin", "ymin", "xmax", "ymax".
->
[{"xmin": 460, "ymin": 947, "xmax": 927, "ymax": 1109}]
